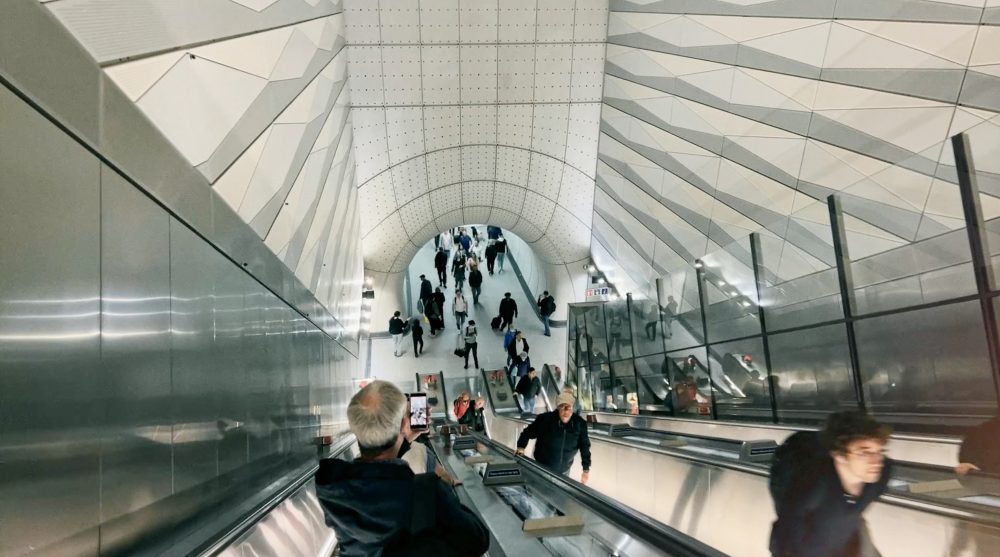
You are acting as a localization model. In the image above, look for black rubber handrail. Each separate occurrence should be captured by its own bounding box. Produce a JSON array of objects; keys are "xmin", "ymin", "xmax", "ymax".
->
[{"xmin": 469, "ymin": 431, "xmax": 728, "ymax": 557}]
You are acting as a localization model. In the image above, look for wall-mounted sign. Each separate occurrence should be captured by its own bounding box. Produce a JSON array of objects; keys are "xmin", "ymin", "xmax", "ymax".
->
[{"xmin": 584, "ymin": 286, "xmax": 610, "ymax": 301}]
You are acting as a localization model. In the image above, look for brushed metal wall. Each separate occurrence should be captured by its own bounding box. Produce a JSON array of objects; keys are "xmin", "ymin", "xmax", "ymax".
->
[{"xmin": 0, "ymin": 82, "xmax": 356, "ymax": 556}]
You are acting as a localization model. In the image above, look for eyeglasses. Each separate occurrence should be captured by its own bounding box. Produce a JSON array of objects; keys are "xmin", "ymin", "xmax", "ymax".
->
[{"xmin": 848, "ymin": 449, "xmax": 887, "ymax": 461}]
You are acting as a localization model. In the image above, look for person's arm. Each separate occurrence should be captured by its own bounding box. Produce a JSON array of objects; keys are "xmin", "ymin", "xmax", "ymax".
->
[
  {"xmin": 513, "ymin": 300, "xmax": 518, "ymax": 317},
  {"xmin": 578, "ymin": 419, "xmax": 592, "ymax": 476},
  {"xmin": 435, "ymin": 481, "xmax": 490, "ymax": 555},
  {"xmin": 516, "ymin": 414, "xmax": 543, "ymax": 452},
  {"xmin": 523, "ymin": 339, "xmax": 529, "ymax": 353}
]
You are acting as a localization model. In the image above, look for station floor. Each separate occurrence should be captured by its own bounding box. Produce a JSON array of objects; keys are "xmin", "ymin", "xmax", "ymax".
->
[{"xmin": 362, "ymin": 238, "xmax": 568, "ymax": 393}]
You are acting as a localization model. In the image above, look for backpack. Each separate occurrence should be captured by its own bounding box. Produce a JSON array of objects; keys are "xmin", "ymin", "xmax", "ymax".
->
[
  {"xmin": 503, "ymin": 330, "xmax": 515, "ymax": 349},
  {"xmin": 769, "ymin": 431, "xmax": 827, "ymax": 514}
]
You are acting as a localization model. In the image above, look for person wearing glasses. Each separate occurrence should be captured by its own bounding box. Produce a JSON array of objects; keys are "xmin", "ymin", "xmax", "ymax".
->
[{"xmin": 769, "ymin": 411, "xmax": 892, "ymax": 557}]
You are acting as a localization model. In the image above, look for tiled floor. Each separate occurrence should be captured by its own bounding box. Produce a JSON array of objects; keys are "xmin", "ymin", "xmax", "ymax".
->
[{"xmin": 365, "ymin": 237, "xmax": 567, "ymax": 393}]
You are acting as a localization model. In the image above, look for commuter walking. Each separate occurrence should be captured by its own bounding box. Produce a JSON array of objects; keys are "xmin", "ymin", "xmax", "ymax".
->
[
  {"xmin": 468, "ymin": 265, "xmax": 483, "ymax": 305},
  {"xmin": 411, "ymin": 318, "xmax": 424, "ymax": 357},
  {"xmin": 453, "ymin": 257, "xmax": 466, "ymax": 291},
  {"xmin": 495, "ymin": 236, "xmax": 508, "ymax": 273},
  {"xmin": 665, "ymin": 295, "xmax": 677, "ymax": 339},
  {"xmin": 389, "ymin": 311, "xmax": 406, "ymax": 357},
  {"xmin": 498, "ymin": 292, "xmax": 518, "ymax": 331},
  {"xmin": 453, "ymin": 291, "xmax": 468, "ymax": 331},
  {"xmin": 515, "ymin": 367, "xmax": 542, "ymax": 414},
  {"xmin": 507, "ymin": 330, "xmax": 529, "ymax": 378},
  {"xmin": 463, "ymin": 320, "xmax": 479, "ymax": 369},
  {"xmin": 769, "ymin": 411, "xmax": 892, "ymax": 557},
  {"xmin": 419, "ymin": 274, "xmax": 433, "ymax": 307},
  {"xmin": 432, "ymin": 287, "xmax": 446, "ymax": 331},
  {"xmin": 484, "ymin": 240, "xmax": 498, "ymax": 275},
  {"xmin": 459, "ymin": 229, "xmax": 472, "ymax": 254},
  {"xmin": 315, "ymin": 381, "xmax": 490, "ymax": 556},
  {"xmin": 434, "ymin": 248, "xmax": 448, "ymax": 287},
  {"xmin": 537, "ymin": 291, "xmax": 556, "ymax": 337},
  {"xmin": 515, "ymin": 392, "xmax": 591, "ymax": 484},
  {"xmin": 425, "ymin": 297, "xmax": 442, "ymax": 336},
  {"xmin": 439, "ymin": 230, "xmax": 453, "ymax": 256},
  {"xmin": 487, "ymin": 225, "xmax": 501, "ymax": 240}
]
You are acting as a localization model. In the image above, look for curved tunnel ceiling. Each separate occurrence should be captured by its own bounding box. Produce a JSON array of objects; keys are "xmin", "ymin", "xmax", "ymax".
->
[{"xmin": 344, "ymin": 0, "xmax": 609, "ymax": 273}]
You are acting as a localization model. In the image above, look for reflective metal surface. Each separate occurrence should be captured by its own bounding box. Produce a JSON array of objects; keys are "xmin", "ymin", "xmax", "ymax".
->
[
  {"xmin": 0, "ymin": 79, "xmax": 357, "ymax": 555},
  {"xmin": 0, "ymin": 81, "xmax": 102, "ymax": 557}
]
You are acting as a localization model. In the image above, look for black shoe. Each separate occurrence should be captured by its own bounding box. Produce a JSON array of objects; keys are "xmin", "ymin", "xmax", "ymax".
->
[{"xmin": 464, "ymin": 365, "xmax": 469, "ymax": 369}]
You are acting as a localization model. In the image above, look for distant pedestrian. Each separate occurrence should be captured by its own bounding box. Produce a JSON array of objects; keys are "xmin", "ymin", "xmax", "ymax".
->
[
  {"xmin": 487, "ymin": 225, "xmax": 501, "ymax": 240},
  {"xmin": 537, "ymin": 291, "xmax": 556, "ymax": 337},
  {"xmin": 471, "ymin": 226, "xmax": 480, "ymax": 242},
  {"xmin": 484, "ymin": 240, "xmax": 498, "ymax": 275},
  {"xmin": 389, "ymin": 311, "xmax": 406, "ymax": 357},
  {"xmin": 769, "ymin": 411, "xmax": 892, "ymax": 557},
  {"xmin": 439, "ymin": 230, "xmax": 453, "ymax": 256},
  {"xmin": 507, "ymin": 330, "xmax": 529, "ymax": 378},
  {"xmin": 453, "ymin": 258, "xmax": 466, "ymax": 291},
  {"xmin": 419, "ymin": 274, "xmax": 433, "ymax": 307},
  {"xmin": 495, "ymin": 236, "xmax": 508, "ymax": 273},
  {"xmin": 463, "ymin": 320, "xmax": 479, "ymax": 369},
  {"xmin": 434, "ymin": 248, "xmax": 448, "ymax": 287},
  {"xmin": 459, "ymin": 230, "xmax": 472, "ymax": 253},
  {"xmin": 515, "ymin": 367, "xmax": 542, "ymax": 414},
  {"xmin": 425, "ymin": 298, "xmax": 442, "ymax": 336},
  {"xmin": 453, "ymin": 291, "xmax": 468, "ymax": 331},
  {"xmin": 468, "ymin": 266, "xmax": 483, "ymax": 305},
  {"xmin": 498, "ymin": 292, "xmax": 518, "ymax": 331},
  {"xmin": 411, "ymin": 318, "xmax": 424, "ymax": 357}
]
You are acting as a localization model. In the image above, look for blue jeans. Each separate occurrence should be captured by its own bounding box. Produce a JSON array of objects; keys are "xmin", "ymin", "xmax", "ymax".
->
[
  {"xmin": 471, "ymin": 286, "xmax": 481, "ymax": 304},
  {"xmin": 497, "ymin": 252, "xmax": 506, "ymax": 271},
  {"xmin": 523, "ymin": 395, "xmax": 536, "ymax": 414},
  {"xmin": 542, "ymin": 315, "xmax": 551, "ymax": 336}
]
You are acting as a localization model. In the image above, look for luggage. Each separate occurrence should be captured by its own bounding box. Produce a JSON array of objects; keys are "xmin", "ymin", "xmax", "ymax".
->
[{"xmin": 491, "ymin": 316, "xmax": 502, "ymax": 330}]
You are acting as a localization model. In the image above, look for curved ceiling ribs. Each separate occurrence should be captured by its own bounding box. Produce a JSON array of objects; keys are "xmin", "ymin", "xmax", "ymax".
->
[{"xmin": 344, "ymin": 0, "xmax": 610, "ymax": 273}]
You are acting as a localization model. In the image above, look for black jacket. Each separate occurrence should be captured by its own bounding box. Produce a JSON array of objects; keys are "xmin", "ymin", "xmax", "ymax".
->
[
  {"xmin": 433, "ymin": 292, "xmax": 446, "ymax": 315},
  {"xmin": 499, "ymin": 297, "xmax": 518, "ymax": 318},
  {"xmin": 468, "ymin": 269, "xmax": 483, "ymax": 288},
  {"xmin": 516, "ymin": 411, "xmax": 591, "ymax": 474},
  {"xmin": 434, "ymin": 251, "xmax": 448, "ymax": 270},
  {"xmin": 960, "ymin": 415, "xmax": 1000, "ymax": 475},
  {"xmin": 516, "ymin": 375, "xmax": 541, "ymax": 397},
  {"xmin": 419, "ymin": 279, "xmax": 433, "ymax": 301},
  {"xmin": 770, "ymin": 456, "xmax": 892, "ymax": 557},
  {"xmin": 389, "ymin": 317, "xmax": 405, "ymax": 335},
  {"xmin": 484, "ymin": 245, "xmax": 497, "ymax": 261},
  {"xmin": 507, "ymin": 337, "xmax": 529, "ymax": 362},
  {"xmin": 458, "ymin": 407, "xmax": 485, "ymax": 431},
  {"xmin": 538, "ymin": 295, "xmax": 555, "ymax": 316},
  {"xmin": 495, "ymin": 239, "xmax": 507, "ymax": 253},
  {"xmin": 411, "ymin": 320, "xmax": 423, "ymax": 340},
  {"xmin": 315, "ymin": 459, "xmax": 489, "ymax": 557}
]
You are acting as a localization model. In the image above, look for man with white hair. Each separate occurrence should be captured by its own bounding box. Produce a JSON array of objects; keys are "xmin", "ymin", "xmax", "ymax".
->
[
  {"xmin": 315, "ymin": 381, "xmax": 489, "ymax": 557},
  {"xmin": 515, "ymin": 391, "xmax": 591, "ymax": 485}
]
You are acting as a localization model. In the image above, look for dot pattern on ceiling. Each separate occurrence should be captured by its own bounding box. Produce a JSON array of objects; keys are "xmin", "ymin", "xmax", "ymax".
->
[{"xmin": 344, "ymin": 0, "xmax": 608, "ymax": 273}]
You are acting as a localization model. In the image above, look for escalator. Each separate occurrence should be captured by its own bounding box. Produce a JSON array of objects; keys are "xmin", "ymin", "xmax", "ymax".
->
[{"xmin": 481, "ymin": 368, "xmax": 1000, "ymax": 557}]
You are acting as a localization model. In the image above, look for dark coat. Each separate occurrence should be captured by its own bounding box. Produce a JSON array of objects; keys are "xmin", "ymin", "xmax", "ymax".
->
[
  {"xmin": 960, "ymin": 415, "xmax": 1000, "ymax": 475},
  {"xmin": 419, "ymin": 279, "xmax": 433, "ymax": 301},
  {"xmin": 538, "ymin": 295, "xmax": 555, "ymax": 316},
  {"xmin": 433, "ymin": 292, "xmax": 446, "ymax": 315},
  {"xmin": 516, "ymin": 411, "xmax": 591, "ymax": 474},
  {"xmin": 484, "ymin": 245, "xmax": 497, "ymax": 261},
  {"xmin": 315, "ymin": 459, "xmax": 489, "ymax": 557},
  {"xmin": 770, "ymin": 456, "xmax": 892, "ymax": 557},
  {"xmin": 468, "ymin": 269, "xmax": 483, "ymax": 288},
  {"xmin": 507, "ymin": 337, "xmax": 529, "ymax": 362},
  {"xmin": 389, "ymin": 317, "xmax": 405, "ymax": 335},
  {"xmin": 434, "ymin": 251, "xmax": 448, "ymax": 270},
  {"xmin": 515, "ymin": 375, "xmax": 541, "ymax": 397},
  {"xmin": 495, "ymin": 239, "xmax": 507, "ymax": 253},
  {"xmin": 499, "ymin": 297, "xmax": 518, "ymax": 318},
  {"xmin": 411, "ymin": 320, "xmax": 423, "ymax": 340}
]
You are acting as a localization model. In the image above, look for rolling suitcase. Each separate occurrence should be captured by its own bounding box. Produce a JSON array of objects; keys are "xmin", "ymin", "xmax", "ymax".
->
[{"xmin": 491, "ymin": 316, "xmax": 502, "ymax": 330}]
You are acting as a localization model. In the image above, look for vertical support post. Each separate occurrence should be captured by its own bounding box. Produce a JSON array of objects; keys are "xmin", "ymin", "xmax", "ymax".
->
[
  {"xmin": 828, "ymin": 195, "xmax": 866, "ymax": 411},
  {"xmin": 625, "ymin": 293, "xmax": 641, "ymax": 411},
  {"xmin": 654, "ymin": 277, "xmax": 669, "ymax": 354},
  {"xmin": 952, "ymin": 133, "xmax": 1000, "ymax": 403},
  {"xmin": 694, "ymin": 260, "xmax": 718, "ymax": 419},
  {"xmin": 749, "ymin": 233, "xmax": 779, "ymax": 424}
]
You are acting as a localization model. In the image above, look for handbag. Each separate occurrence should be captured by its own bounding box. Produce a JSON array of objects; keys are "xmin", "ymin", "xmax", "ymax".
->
[{"xmin": 453, "ymin": 333, "xmax": 467, "ymax": 358}]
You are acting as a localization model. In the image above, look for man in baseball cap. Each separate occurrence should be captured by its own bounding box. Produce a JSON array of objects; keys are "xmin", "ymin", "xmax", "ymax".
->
[{"xmin": 515, "ymin": 391, "xmax": 591, "ymax": 484}]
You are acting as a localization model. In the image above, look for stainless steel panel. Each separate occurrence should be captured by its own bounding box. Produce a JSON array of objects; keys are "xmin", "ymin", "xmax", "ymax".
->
[
  {"xmin": 0, "ymin": 0, "xmax": 101, "ymax": 142},
  {"xmin": 215, "ymin": 252, "xmax": 248, "ymax": 476},
  {"xmin": 0, "ymin": 82, "xmax": 101, "ymax": 556},
  {"xmin": 98, "ymin": 166, "xmax": 173, "ymax": 530},
  {"xmin": 170, "ymin": 219, "xmax": 221, "ymax": 492},
  {"xmin": 768, "ymin": 323, "xmax": 856, "ymax": 424}
]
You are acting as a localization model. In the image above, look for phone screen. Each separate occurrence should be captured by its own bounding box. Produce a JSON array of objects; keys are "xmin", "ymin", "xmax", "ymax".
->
[{"xmin": 409, "ymin": 393, "xmax": 428, "ymax": 430}]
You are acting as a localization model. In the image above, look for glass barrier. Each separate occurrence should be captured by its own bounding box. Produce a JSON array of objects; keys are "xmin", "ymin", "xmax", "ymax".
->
[{"xmin": 700, "ymin": 236, "xmax": 761, "ymax": 343}]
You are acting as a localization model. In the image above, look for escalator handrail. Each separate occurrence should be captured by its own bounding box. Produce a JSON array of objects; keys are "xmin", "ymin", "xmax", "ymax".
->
[
  {"xmin": 469, "ymin": 431, "xmax": 729, "ymax": 557},
  {"xmin": 197, "ymin": 433, "xmax": 357, "ymax": 557},
  {"xmin": 484, "ymin": 398, "xmax": 1000, "ymax": 527}
]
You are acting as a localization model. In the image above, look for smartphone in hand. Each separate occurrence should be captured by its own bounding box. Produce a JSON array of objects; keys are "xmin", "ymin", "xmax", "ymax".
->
[{"xmin": 409, "ymin": 392, "xmax": 428, "ymax": 431}]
